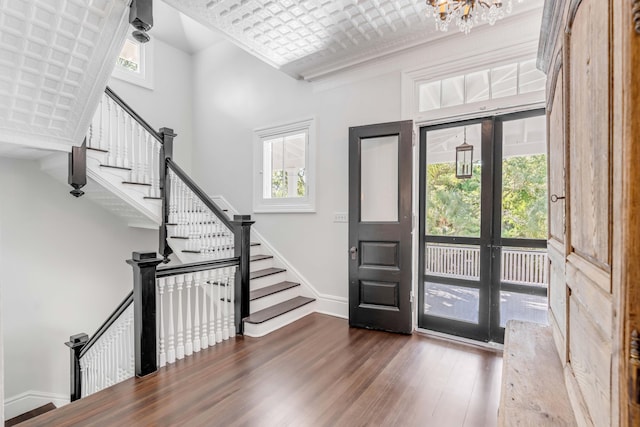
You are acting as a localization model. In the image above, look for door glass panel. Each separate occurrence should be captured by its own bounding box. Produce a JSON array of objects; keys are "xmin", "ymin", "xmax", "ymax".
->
[
  {"xmin": 501, "ymin": 116, "xmax": 548, "ymax": 239},
  {"xmin": 491, "ymin": 64, "xmax": 518, "ymax": 99},
  {"xmin": 441, "ymin": 76, "xmax": 465, "ymax": 108},
  {"xmin": 418, "ymin": 81, "xmax": 441, "ymax": 112},
  {"xmin": 426, "ymin": 124, "xmax": 482, "ymax": 237},
  {"xmin": 519, "ymin": 59, "xmax": 546, "ymax": 94},
  {"xmin": 425, "ymin": 282, "xmax": 479, "ymax": 324},
  {"xmin": 361, "ymin": 136, "xmax": 398, "ymax": 222},
  {"xmin": 499, "ymin": 291, "xmax": 548, "ymax": 327}
]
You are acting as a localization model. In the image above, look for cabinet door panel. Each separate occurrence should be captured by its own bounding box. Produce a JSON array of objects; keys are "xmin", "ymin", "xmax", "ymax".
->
[
  {"xmin": 569, "ymin": 0, "xmax": 610, "ymax": 273},
  {"xmin": 549, "ymin": 71, "xmax": 565, "ymax": 244}
]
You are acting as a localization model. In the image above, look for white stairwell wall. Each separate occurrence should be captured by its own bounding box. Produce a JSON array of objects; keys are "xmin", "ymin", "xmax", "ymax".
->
[{"xmin": 0, "ymin": 159, "xmax": 157, "ymax": 419}]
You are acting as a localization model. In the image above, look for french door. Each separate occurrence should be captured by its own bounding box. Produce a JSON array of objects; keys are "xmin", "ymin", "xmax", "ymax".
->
[{"xmin": 418, "ymin": 109, "xmax": 547, "ymax": 343}]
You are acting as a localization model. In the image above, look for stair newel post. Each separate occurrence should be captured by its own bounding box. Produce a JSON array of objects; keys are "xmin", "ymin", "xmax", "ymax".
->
[
  {"xmin": 126, "ymin": 251, "xmax": 163, "ymax": 377},
  {"xmin": 68, "ymin": 140, "xmax": 87, "ymax": 198},
  {"xmin": 232, "ymin": 215, "xmax": 254, "ymax": 335},
  {"xmin": 65, "ymin": 333, "xmax": 88, "ymax": 402},
  {"xmin": 159, "ymin": 127, "xmax": 176, "ymax": 263}
]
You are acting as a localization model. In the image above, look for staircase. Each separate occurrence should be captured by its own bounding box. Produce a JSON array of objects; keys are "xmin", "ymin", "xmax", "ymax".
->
[{"xmin": 40, "ymin": 87, "xmax": 316, "ymax": 338}]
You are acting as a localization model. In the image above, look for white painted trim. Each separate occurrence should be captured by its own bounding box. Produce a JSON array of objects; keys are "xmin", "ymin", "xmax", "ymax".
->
[
  {"xmin": 415, "ymin": 328, "xmax": 504, "ymax": 353},
  {"xmin": 252, "ymin": 118, "xmax": 316, "ymax": 214},
  {"xmin": 4, "ymin": 391, "xmax": 69, "ymax": 421},
  {"xmin": 211, "ymin": 195, "xmax": 348, "ymax": 319}
]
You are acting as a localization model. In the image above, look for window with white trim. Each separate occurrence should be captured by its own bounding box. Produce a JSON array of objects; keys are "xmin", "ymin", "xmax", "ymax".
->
[
  {"xmin": 253, "ymin": 118, "xmax": 315, "ymax": 213},
  {"xmin": 112, "ymin": 36, "xmax": 154, "ymax": 90}
]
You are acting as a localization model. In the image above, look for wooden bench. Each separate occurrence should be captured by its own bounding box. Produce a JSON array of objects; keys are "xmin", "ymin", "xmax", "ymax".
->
[{"xmin": 498, "ymin": 320, "xmax": 577, "ymax": 426}]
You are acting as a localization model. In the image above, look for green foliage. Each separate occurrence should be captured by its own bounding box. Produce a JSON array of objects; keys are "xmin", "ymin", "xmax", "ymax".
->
[
  {"xmin": 501, "ymin": 155, "xmax": 547, "ymax": 239},
  {"xmin": 427, "ymin": 163, "xmax": 482, "ymax": 237},
  {"xmin": 426, "ymin": 155, "xmax": 547, "ymax": 239},
  {"xmin": 117, "ymin": 57, "xmax": 138, "ymax": 72},
  {"xmin": 271, "ymin": 170, "xmax": 288, "ymax": 198},
  {"xmin": 297, "ymin": 168, "xmax": 306, "ymax": 197},
  {"xmin": 271, "ymin": 168, "xmax": 306, "ymax": 198}
]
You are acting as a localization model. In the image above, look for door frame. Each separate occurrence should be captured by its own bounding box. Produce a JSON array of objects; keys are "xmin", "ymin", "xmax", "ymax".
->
[{"xmin": 417, "ymin": 108, "xmax": 547, "ymax": 343}]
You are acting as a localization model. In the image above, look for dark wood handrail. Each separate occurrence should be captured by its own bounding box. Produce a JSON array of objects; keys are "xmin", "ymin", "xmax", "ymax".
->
[
  {"xmin": 166, "ymin": 158, "xmax": 234, "ymax": 230},
  {"xmin": 105, "ymin": 86, "xmax": 163, "ymax": 143},
  {"xmin": 156, "ymin": 257, "xmax": 239, "ymax": 278},
  {"xmin": 79, "ymin": 291, "xmax": 133, "ymax": 359}
]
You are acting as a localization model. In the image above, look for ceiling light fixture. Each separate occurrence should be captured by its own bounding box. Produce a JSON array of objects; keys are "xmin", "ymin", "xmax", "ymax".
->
[{"xmin": 425, "ymin": 0, "xmax": 523, "ymax": 34}]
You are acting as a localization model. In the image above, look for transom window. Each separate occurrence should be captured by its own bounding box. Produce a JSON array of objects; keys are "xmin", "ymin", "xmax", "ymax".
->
[
  {"xmin": 418, "ymin": 59, "xmax": 546, "ymax": 113},
  {"xmin": 254, "ymin": 118, "xmax": 315, "ymax": 213}
]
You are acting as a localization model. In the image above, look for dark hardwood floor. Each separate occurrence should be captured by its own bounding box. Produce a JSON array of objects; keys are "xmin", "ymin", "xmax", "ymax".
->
[{"xmin": 23, "ymin": 314, "xmax": 502, "ymax": 427}]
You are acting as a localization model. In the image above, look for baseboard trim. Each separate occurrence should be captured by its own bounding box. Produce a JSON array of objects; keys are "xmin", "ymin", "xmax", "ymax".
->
[{"xmin": 4, "ymin": 391, "xmax": 68, "ymax": 421}]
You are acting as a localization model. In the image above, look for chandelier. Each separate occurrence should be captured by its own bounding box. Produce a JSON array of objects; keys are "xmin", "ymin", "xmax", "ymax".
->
[{"xmin": 425, "ymin": 0, "xmax": 523, "ymax": 34}]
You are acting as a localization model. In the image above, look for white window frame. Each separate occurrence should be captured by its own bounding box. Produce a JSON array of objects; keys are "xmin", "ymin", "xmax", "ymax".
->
[
  {"xmin": 253, "ymin": 118, "xmax": 316, "ymax": 213},
  {"xmin": 112, "ymin": 35, "xmax": 154, "ymax": 90}
]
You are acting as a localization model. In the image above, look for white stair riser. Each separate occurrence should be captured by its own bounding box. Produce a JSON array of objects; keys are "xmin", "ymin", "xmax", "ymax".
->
[
  {"xmin": 250, "ymin": 272, "xmax": 287, "ymax": 290},
  {"xmin": 243, "ymin": 302, "xmax": 316, "ymax": 338},
  {"xmin": 250, "ymin": 286, "xmax": 300, "ymax": 314},
  {"xmin": 250, "ymin": 258, "xmax": 274, "ymax": 272},
  {"xmin": 250, "ymin": 245, "xmax": 262, "ymax": 257}
]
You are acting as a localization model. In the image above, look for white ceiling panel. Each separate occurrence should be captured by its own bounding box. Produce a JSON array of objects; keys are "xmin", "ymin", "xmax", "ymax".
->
[{"xmin": 163, "ymin": 0, "xmax": 543, "ymax": 80}]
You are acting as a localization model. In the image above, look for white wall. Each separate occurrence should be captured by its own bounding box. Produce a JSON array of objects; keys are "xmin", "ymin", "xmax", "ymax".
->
[
  {"xmin": 0, "ymin": 159, "xmax": 157, "ymax": 411},
  {"xmin": 108, "ymin": 38, "xmax": 194, "ymax": 174},
  {"xmin": 192, "ymin": 40, "xmax": 401, "ymax": 309},
  {"xmin": 190, "ymin": 10, "xmax": 544, "ymax": 314}
]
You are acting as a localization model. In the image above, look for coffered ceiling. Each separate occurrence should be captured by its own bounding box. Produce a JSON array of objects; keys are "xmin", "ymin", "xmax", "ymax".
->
[{"xmin": 163, "ymin": 0, "xmax": 544, "ymax": 80}]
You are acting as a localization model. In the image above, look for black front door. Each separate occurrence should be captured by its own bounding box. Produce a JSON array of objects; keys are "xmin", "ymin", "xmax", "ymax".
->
[
  {"xmin": 348, "ymin": 120, "xmax": 413, "ymax": 334},
  {"xmin": 419, "ymin": 110, "xmax": 547, "ymax": 343}
]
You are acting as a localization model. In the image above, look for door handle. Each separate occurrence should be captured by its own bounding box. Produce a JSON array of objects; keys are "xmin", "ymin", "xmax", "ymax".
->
[{"xmin": 350, "ymin": 246, "xmax": 358, "ymax": 260}]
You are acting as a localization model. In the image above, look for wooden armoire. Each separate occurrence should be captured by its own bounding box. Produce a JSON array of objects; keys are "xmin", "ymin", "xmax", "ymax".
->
[{"xmin": 538, "ymin": 0, "xmax": 640, "ymax": 426}]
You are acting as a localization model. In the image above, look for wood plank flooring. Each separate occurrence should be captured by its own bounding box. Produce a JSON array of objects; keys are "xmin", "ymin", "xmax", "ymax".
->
[{"xmin": 23, "ymin": 314, "xmax": 502, "ymax": 427}]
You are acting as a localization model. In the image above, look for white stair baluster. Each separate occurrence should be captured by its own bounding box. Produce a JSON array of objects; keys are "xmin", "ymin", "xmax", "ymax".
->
[
  {"xmin": 158, "ymin": 277, "xmax": 167, "ymax": 368},
  {"xmin": 176, "ymin": 274, "xmax": 185, "ymax": 360},
  {"xmin": 144, "ymin": 133, "xmax": 150, "ymax": 185},
  {"xmin": 98, "ymin": 95, "xmax": 104, "ymax": 150},
  {"xmin": 166, "ymin": 275, "xmax": 176, "ymax": 364},
  {"xmin": 208, "ymin": 269, "xmax": 216, "ymax": 346},
  {"xmin": 185, "ymin": 273, "xmax": 193, "ymax": 357},
  {"xmin": 130, "ymin": 120, "xmax": 137, "ymax": 182},
  {"xmin": 115, "ymin": 106, "xmax": 122, "ymax": 167},
  {"xmin": 216, "ymin": 268, "xmax": 222, "ymax": 343},
  {"xmin": 229, "ymin": 266, "xmax": 236, "ymax": 338},
  {"xmin": 106, "ymin": 98, "xmax": 114, "ymax": 165},
  {"xmin": 223, "ymin": 267, "xmax": 230, "ymax": 340},
  {"xmin": 193, "ymin": 271, "xmax": 201, "ymax": 352},
  {"xmin": 200, "ymin": 269, "xmax": 208, "ymax": 348},
  {"xmin": 122, "ymin": 111, "xmax": 129, "ymax": 168}
]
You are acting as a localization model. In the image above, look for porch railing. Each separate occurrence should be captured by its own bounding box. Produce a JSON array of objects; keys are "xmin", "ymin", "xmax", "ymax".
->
[{"xmin": 425, "ymin": 243, "xmax": 548, "ymax": 286}]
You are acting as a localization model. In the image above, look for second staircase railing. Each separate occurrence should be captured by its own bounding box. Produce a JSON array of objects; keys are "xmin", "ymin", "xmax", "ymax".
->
[{"xmin": 66, "ymin": 86, "xmax": 253, "ymax": 401}]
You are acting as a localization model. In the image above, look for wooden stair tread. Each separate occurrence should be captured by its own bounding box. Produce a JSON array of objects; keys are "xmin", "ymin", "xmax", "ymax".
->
[
  {"xmin": 122, "ymin": 181, "xmax": 151, "ymax": 186},
  {"xmin": 100, "ymin": 164, "xmax": 131, "ymax": 171},
  {"xmin": 250, "ymin": 254, "xmax": 273, "ymax": 262},
  {"xmin": 5, "ymin": 402, "xmax": 57, "ymax": 426},
  {"xmin": 250, "ymin": 242, "xmax": 260, "ymax": 246},
  {"xmin": 86, "ymin": 147, "xmax": 108, "ymax": 153},
  {"xmin": 250, "ymin": 267, "xmax": 285, "ymax": 280},
  {"xmin": 244, "ymin": 296, "xmax": 314, "ymax": 324},
  {"xmin": 250, "ymin": 281, "xmax": 299, "ymax": 301},
  {"xmin": 144, "ymin": 196, "xmax": 162, "ymax": 200}
]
